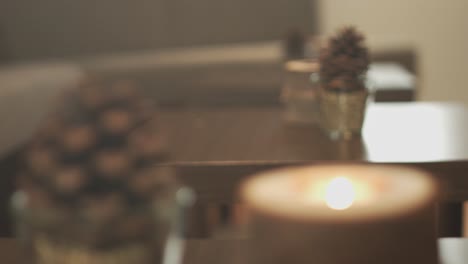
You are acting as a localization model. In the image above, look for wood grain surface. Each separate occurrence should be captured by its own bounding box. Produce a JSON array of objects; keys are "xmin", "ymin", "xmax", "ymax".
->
[
  {"xmin": 161, "ymin": 103, "xmax": 468, "ymax": 163},
  {"xmin": 1, "ymin": 102, "xmax": 468, "ymax": 237},
  {"xmin": 0, "ymin": 238, "xmax": 246, "ymax": 264}
]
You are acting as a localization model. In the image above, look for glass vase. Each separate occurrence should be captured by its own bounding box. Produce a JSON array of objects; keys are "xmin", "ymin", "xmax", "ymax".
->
[
  {"xmin": 11, "ymin": 168, "xmax": 194, "ymax": 264},
  {"xmin": 281, "ymin": 59, "xmax": 320, "ymax": 124},
  {"xmin": 319, "ymin": 88, "xmax": 369, "ymax": 140}
]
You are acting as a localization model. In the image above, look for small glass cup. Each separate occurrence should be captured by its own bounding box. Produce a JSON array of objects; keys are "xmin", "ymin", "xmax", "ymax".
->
[
  {"xmin": 318, "ymin": 76, "xmax": 375, "ymax": 140},
  {"xmin": 281, "ymin": 59, "xmax": 320, "ymax": 124}
]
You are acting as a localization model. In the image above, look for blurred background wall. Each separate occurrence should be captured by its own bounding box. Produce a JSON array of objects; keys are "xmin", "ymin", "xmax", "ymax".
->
[
  {"xmin": 0, "ymin": 0, "xmax": 467, "ymax": 103},
  {"xmin": 0, "ymin": 0, "xmax": 314, "ymax": 60},
  {"xmin": 319, "ymin": 0, "xmax": 468, "ymax": 103}
]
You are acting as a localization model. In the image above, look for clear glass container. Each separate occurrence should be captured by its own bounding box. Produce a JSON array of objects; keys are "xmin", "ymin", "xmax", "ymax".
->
[
  {"xmin": 281, "ymin": 59, "xmax": 320, "ymax": 124},
  {"xmin": 11, "ymin": 168, "xmax": 194, "ymax": 264},
  {"xmin": 319, "ymin": 85, "xmax": 370, "ymax": 140}
]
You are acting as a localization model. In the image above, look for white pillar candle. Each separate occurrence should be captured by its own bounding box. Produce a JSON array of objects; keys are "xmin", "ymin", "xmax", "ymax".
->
[{"xmin": 241, "ymin": 165, "xmax": 438, "ymax": 264}]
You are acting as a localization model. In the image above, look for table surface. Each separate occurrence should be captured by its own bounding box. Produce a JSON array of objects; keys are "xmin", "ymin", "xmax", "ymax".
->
[
  {"xmin": 161, "ymin": 102, "xmax": 468, "ymax": 163},
  {"xmin": 0, "ymin": 238, "xmax": 245, "ymax": 264},
  {"xmin": 3, "ymin": 237, "xmax": 465, "ymax": 264},
  {"xmin": 1, "ymin": 102, "xmax": 468, "ymax": 238}
]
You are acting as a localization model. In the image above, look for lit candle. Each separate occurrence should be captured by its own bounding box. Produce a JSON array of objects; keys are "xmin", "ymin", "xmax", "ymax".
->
[{"xmin": 241, "ymin": 165, "xmax": 438, "ymax": 264}]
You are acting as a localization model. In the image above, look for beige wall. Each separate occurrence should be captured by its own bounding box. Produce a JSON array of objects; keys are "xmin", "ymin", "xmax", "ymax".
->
[
  {"xmin": 319, "ymin": 0, "xmax": 468, "ymax": 103},
  {"xmin": 0, "ymin": 0, "xmax": 313, "ymax": 61}
]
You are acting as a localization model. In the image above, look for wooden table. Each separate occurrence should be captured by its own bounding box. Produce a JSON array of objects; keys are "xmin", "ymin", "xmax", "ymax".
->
[
  {"xmin": 160, "ymin": 102, "xmax": 468, "ymax": 237},
  {"xmin": 159, "ymin": 103, "xmax": 468, "ymax": 204},
  {"xmin": 162, "ymin": 102, "xmax": 468, "ymax": 205},
  {"xmin": 162, "ymin": 102, "xmax": 468, "ymax": 163},
  {"xmin": 1, "ymin": 102, "xmax": 468, "ymax": 237},
  {"xmin": 4, "ymin": 237, "xmax": 467, "ymax": 264},
  {"xmin": 0, "ymin": 238, "xmax": 245, "ymax": 264}
]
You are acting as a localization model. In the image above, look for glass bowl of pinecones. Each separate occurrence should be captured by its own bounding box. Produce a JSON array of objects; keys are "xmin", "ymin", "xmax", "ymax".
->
[{"xmin": 11, "ymin": 78, "xmax": 186, "ymax": 264}]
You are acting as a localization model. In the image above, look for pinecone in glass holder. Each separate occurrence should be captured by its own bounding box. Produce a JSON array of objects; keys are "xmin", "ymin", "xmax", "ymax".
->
[
  {"xmin": 14, "ymin": 77, "xmax": 176, "ymax": 263},
  {"xmin": 318, "ymin": 27, "xmax": 371, "ymax": 139}
]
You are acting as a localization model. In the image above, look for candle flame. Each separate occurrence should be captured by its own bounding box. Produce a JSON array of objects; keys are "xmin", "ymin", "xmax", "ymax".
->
[{"xmin": 324, "ymin": 177, "xmax": 356, "ymax": 210}]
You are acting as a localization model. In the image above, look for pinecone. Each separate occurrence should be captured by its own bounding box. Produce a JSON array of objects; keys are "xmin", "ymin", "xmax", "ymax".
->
[
  {"xmin": 18, "ymin": 77, "xmax": 175, "ymax": 246},
  {"xmin": 320, "ymin": 27, "xmax": 370, "ymax": 92}
]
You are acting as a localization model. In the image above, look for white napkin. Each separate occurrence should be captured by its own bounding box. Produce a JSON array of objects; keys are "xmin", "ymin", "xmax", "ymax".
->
[
  {"xmin": 367, "ymin": 63, "xmax": 415, "ymax": 90},
  {"xmin": 438, "ymin": 238, "xmax": 468, "ymax": 264}
]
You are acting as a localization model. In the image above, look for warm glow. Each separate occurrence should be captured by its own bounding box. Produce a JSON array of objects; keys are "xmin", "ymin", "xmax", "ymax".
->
[
  {"xmin": 243, "ymin": 165, "xmax": 436, "ymax": 221},
  {"xmin": 324, "ymin": 177, "xmax": 356, "ymax": 210}
]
